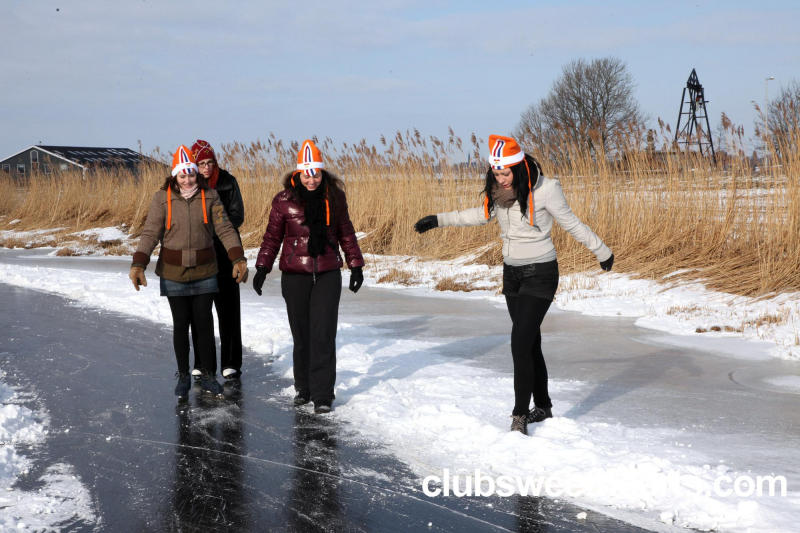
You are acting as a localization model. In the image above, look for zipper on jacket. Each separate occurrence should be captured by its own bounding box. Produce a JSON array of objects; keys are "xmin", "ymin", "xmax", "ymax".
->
[
  {"xmin": 313, "ymin": 257, "xmax": 318, "ymax": 285},
  {"xmin": 288, "ymin": 238, "xmax": 298, "ymax": 263}
]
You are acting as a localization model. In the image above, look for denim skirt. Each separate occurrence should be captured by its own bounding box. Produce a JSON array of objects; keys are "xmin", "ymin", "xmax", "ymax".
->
[{"xmin": 160, "ymin": 275, "xmax": 219, "ymax": 297}]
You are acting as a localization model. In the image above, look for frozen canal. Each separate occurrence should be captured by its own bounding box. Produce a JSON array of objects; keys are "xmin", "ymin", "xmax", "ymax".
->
[{"xmin": 1, "ymin": 249, "xmax": 799, "ymax": 531}]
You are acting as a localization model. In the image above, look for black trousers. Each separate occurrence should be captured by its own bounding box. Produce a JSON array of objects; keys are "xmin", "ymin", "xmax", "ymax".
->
[
  {"xmin": 281, "ymin": 269, "xmax": 342, "ymax": 403},
  {"xmin": 505, "ymin": 294, "xmax": 553, "ymax": 416},
  {"xmin": 168, "ymin": 293, "xmax": 216, "ymax": 375},
  {"xmin": 191, "ymin": 251, "xmax": 243, "ymax": 374}
]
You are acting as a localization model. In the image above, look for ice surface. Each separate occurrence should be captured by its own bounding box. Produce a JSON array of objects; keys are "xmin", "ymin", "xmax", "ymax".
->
[{"xmin": 1, "ymin": 249, "xmax": 799, "ymax": 532}]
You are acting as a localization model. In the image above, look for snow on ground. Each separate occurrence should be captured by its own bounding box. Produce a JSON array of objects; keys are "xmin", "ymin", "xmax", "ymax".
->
[
  {"xmin": 1, "ymin": 260, "xmax": 799, "ymax": 532},
  {"xmin": 0, "ymin": 225, "xmax": 133, "ymax": 257},
  {"xmin": 72, "ymin": 226, "xmax": 129, "ymax": 243},
  {"xmin": 349, "ymin": 253, "xmax": 800, "ymax": 361},
  {"xmin": 0, "ymin": 371, "xmax": 97, "ymax": 530},
  {"xmin": 0, "ymin": 227, "xmax": 65, "ymax": 248}
]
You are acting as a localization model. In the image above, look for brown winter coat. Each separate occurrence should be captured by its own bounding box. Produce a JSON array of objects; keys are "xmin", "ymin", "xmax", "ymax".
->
[{"xmin": 132, "ymin": 187, "xmax": 245, "ymax": 282}]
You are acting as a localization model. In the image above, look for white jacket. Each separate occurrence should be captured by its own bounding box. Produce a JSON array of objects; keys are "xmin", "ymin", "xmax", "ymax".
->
[{"xmin": 436, "ymin": 176, "xmax": 612, "ymax": 263}]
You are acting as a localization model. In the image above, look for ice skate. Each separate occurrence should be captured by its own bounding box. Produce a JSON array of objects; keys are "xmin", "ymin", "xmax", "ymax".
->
[{"xmin": 174, "ymin": 372, "xmax": 191, "ymax": 398}]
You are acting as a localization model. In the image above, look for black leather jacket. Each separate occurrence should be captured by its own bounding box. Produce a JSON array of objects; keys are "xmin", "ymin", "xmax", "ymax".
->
[
  {"xmin": 215, "ymin": 169, "xmax": 244, "ymax": 229},
  {"xmin": 213, "ymin": 168, "xmax": 245, "ymax": 272}
]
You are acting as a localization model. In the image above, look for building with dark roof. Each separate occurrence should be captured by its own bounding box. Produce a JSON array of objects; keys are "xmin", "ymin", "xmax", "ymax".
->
[{"xmin": 0, "ymin": 145, "xmax": 165, "ymax": 178}]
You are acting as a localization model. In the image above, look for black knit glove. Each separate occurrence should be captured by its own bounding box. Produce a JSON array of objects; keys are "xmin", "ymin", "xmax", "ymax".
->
[
  {"xmin": 414, "ymin": 215, "xmax": 438, "ymax": 234},
  {"xmin": 349, "ymin": 266, "xmax": 364, "ymax": 293},
  {"xmin": 253, "ymin": 266, "xmax": 270, "ymax": 296},
  {"xmin": 600, "ymin": 254, "xmax": 614, "ymax": 272}
]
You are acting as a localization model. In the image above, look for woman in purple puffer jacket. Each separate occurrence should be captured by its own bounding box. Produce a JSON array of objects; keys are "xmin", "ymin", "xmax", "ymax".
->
[{"xmin": 252, "ymin": 139, "xmax": 364, "ymax": 414}]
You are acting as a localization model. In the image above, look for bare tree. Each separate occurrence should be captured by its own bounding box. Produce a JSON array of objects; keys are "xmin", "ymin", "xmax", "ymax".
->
[
  {"xmin": 764, "ymin": 80, "xmax": 800, "ymax": 159},
  {"xmin": 514, "ymin": 57, "xmax": 648, "ymax": 157}
]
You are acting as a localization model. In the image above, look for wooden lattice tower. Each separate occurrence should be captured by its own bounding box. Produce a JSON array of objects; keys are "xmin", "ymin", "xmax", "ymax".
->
[{"xmin": 674, "ymin": 69, "xmax": 716, "ymax": 163}]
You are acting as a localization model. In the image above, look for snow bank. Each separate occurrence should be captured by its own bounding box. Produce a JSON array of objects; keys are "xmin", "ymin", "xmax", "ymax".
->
[
  {"xmin": 0, "ymin": 262, "xmax": 798, "ymax": 531},
  {"xmin": 555, "ymin": 272, "xmax": 800, "ymax": 361},
  {"xmin": 72, "ymin": 226, "xmax": 129, "ymax": 243},
  {"xmin": 349, "ymin": 253, "xmax": 800, "ymax": 361}
]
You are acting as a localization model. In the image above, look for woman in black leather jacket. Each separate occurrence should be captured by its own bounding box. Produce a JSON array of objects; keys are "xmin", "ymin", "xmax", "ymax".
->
[{"xmin": 190, "ymin": 139, "xmax": 246, "ymax": 381}]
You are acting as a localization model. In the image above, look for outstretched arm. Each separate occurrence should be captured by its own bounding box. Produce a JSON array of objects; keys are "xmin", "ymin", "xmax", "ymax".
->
[
  {"xmin": 547, "ymin": 180, "xmax": 613, "ymax": 266},
  {"xmin": 415, "ymin": 205, "xmax": 493, "ymax": 233}
]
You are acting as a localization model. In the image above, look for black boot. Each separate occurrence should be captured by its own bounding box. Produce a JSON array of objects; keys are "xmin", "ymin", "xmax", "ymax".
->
[
  {"xmin": 200, "ymin": 373, "xmax": 224, "ymax": 398},
  {"xmin": 510, "ymin": 414, "xmax": 528, "ymax": 435},
  {"xmin": 314, "ymin": 399, "xmax": 332, "ymax": 414},
  {"xmin": 527, "ymin": 406, "xmax": 553, "ymax": 424},
  {"xmin": 293, "ymin": 390, "xmax": 310, "ymax": 406},
  {"xmin": 174, "ymin": 372, "xmax": 191, "ymax": 397}
]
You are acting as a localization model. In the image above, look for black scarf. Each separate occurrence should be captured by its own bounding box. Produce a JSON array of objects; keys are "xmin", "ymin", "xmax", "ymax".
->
[{"xmin": 299, "ymin": 185, "xmax": 330, "ymax": 258}]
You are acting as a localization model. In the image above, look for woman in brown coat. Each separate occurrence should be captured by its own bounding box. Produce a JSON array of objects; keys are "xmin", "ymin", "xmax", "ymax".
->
[{"xmin": 129, "ymin": 145, "xmax": 249, "ymax": 399}]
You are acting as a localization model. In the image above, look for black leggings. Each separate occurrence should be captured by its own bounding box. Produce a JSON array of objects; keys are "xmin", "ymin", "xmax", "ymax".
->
[
  {"xmin": 167, "ymin": 294, "xmax": 216, "ymax": 375},
  {"xmin": 505, "ymin": 294, "xmax": 553, "ymax": 416}
]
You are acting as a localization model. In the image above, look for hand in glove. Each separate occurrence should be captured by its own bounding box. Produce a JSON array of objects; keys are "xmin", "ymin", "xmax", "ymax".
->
[
  {"xmin": 349, "ymin": 266, "xmax": 364, "ymax": 293},
  {"xmin": 253, "ymin": 266, "xmax": 270, "ymax": 296},
  {"xmin": 600, "ymin": 254, "xmax": 614, "ymax": 272},
  {"xmin": 414, "ymin": 215, "xmax": 438, "ymax": 234},
  {"xmin": 129, "ymin": 266, "xmax": 147, "ymax": 291},
  {"xmin": 232, "ymin": 261, "xmax": 249, "ymax": 284}
]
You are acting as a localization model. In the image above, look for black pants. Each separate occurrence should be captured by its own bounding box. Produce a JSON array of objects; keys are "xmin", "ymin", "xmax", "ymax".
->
[
  {"xmin": 168, "ymin": 294, "xmax": 216, "ymax": 375},
  {"xmin": 505, "ymin": 294, "xmax": 553, "ymax": 416},
  {"xmin": 281, "ymin": 269, "xmax": 342, "ymax": 403},
  {"xmin": 191, "ymin": 256, "xmax": 242, "ymax": 374}
]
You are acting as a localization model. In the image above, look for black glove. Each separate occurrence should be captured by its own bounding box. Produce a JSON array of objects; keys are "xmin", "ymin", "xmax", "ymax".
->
[
  {"xmin": 600, "ymin": 254, "xmax": 614, "ymax": 272},
  {"xmin": 349, "ymin": 266, "xmax": 364, "ymax": 293},
  {"xmin": 414, "ymin": 215, "xmax": 438, "ymax": 234},
  {"xmin": 253, "ymin": 266, "xmax": 270, "ymax": 296}
]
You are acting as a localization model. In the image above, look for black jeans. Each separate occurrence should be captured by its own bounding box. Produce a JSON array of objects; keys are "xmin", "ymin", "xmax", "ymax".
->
[
  {"xmin": 505, "ymin": 294, "xmax": 553, "ymax": 416},
  {"xmin": 168, "ymin": 293, "xmax": 216, "ymax": 375},
  {"xmin": 281, "ymin": 269, "xmax": 342, "ymax": 403},
  {"xmin": 191, "ymin": 252, "xmax": 242, "ymax": 374}
]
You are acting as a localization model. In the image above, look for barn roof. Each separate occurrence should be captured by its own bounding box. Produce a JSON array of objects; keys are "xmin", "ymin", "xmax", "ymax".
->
[{"xmin": 1, "ymin": 145, "xmax": 163, "ymax": 170}]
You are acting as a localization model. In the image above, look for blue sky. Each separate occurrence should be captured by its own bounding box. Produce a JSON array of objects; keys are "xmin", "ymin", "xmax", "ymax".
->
[{"xmin": 2, "ymin": 0, "xmax": 798, "ymax": 159}]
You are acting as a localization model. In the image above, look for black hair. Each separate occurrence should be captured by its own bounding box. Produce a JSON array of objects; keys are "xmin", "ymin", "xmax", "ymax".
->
[
  {"xmin": 282, "ymin": 169, "xmax": 345, "ymax": 224},
  {"xmin": 482, "ymin": 153, "xmax": 542, "ymax": 220}
]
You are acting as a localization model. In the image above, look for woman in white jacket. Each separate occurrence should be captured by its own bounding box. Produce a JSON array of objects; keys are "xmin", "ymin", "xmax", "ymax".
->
[{"xmin": 414, "ymin": 135, "xmax": 614, "ymax": 435}]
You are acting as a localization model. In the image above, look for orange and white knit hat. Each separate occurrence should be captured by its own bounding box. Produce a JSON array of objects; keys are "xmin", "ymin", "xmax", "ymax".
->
[
  {"xmin": 296, "ymin": 140, "xmax": 324, "ymax": 177},
  {"xmin": 171, "ymin": 145, "xmax": 198, "ymax": 177},
  {"xmin": 485, "ymin": 134, "xmax": 538, "ymax": 226},
  {"xmin": 488, "ymin": 135, "xmax": 525, "ymax": 169}
]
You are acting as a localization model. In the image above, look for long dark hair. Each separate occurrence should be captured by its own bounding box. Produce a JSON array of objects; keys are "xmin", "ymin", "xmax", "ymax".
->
[
  {"xmin": 282, "ymin": 169, "xmax": 345, "ymax": 224},
  {"xmin": 482, "ymin": 154, "xmax": 542, "ymax": 220},
  {"xmin": 160, "ymin": 172, "xmax": 209, "ymax": 193}
]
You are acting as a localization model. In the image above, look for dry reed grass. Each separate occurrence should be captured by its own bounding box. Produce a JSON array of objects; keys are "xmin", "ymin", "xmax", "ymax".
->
[
  {"xmin": 376, "ymin": 268, "xmax": 415, "ymax": 286},
  {"xmin": 1, "ymin": 125, "xmax": 798, "ymax": 297},
  {"xmin": 434, "ymin": 277, "xmax": 477, "ymax": 292}
]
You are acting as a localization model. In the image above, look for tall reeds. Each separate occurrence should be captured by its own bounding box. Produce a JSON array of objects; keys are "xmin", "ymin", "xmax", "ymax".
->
[{"xmin": 1, "ymin": 125, "xmax": 798, "ymax": 298}]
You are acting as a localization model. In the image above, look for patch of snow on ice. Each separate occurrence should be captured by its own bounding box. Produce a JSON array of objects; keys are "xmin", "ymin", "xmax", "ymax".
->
[
  {"xmin": 764, "ymin": 375, "xmax": 800, "ymax": 391},
  {"xmin": 0, "ymin": 374, "xmax": 97, "ymax": 529}
]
